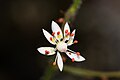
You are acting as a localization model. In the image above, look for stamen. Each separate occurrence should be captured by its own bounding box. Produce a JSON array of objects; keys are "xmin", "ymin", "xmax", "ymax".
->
[
  {"xmin": 70, "ymin": 33, "xmax": 74, "ymax": 36},
  {"xmin": 72, "ymin": 58, "xmax": 75, "ymax": 62},
  {"xmin": 62, "ymin": 37, "xmax": 66, "ymax": 42},
  {"xmin": 52, "ymin": 32, "xmax": 55, "ymax": 36},
  {"xmin": 50, "ymin": 37, "xmax": 52, "ymax": 41},
  {"xmin": 67, "ymin": 39, "xmax": 72, "ymax": 45},
  {"xmin": 45, "ymin": 50, "xmax": 49, "ymax": 55},
  {"xmin": 62, "ymin": 31, "xmax": 70, "ymax": 42},
  {"xmin": 74, "ymin": 40, "xmax": 78, "ymax": 44},
  {"xmin": 76, "ymin": 52, "xmax": 80, "ymax": 56},
  {"xmin": 53, "ymin": 54, "xmax": 58, "ymax": 66},
  {"xmin": 57, "ymin": 31, "xmax": 60, "ymax": 35},
  {"xmin": 57, "ymin": 35, "xmax": 62, "ymax": 40},
  {"xmin": 53, "ymin": 62, "xmax": 56, "ymax": 66},
  {"xmin": 67, "ymin": 32, "xmax": 70, "ymax": 36},
  {"xmin": 50, "ymin": 37, "xmax": 58, "ymax": 43},
  {"xmin": 65, "ymin": 30, "xmax": 68, "ymax": 33}
]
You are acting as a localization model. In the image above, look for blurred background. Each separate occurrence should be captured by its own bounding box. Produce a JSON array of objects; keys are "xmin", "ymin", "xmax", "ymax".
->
[{"xmin": 1, "ymin": 0, "xmax": 120, "ymax": 80}]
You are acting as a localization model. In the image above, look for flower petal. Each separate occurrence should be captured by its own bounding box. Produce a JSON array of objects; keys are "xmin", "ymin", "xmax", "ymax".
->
[
  {"xmin": 64, "ymin": 22, "xmax": 70, "ymax": 40},
  {"xmin": 51, "ymin": 21, "xmax": 63, "ymax": 40},
  {"xmin": 42, "ymin": 29, "xmax": 56, "ymax": 45},
  {"xmin": 66, "ymin": 51, "xmax": 85, "ymax": 62},
  {"xmin": 57, "ymin": 51, "xmax": 63, "ymax": 71},
  {"xmin": 67, "ymin": 29, "xmax": 76, "ymax": 46},
  {"xmin": 37, "ymin": 47, "xmax": 56, "ymax": 55}
]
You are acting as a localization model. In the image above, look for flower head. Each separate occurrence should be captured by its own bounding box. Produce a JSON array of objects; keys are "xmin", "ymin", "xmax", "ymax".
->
[{"xmin": 37, "ymin": 21, "xmax": 85, "ymax": 71}]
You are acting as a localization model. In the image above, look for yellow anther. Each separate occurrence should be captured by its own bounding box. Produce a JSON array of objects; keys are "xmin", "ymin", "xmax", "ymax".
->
[
  {"xmin": 51, "ymin": 38, "xmax": 56, "ymax": 42},
  {"xmin": 57, "ymin": 35, "xmax": 62, "ymax": 39}
]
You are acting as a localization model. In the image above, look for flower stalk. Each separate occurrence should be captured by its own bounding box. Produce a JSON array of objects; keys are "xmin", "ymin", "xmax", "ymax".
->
[
  {"xmin": 65, "ymin": 0, "xmax": 82, "ymax": 22},
  {"xmin": 64, "ymin": 66, "xmax": 120, "ymax": 78}
]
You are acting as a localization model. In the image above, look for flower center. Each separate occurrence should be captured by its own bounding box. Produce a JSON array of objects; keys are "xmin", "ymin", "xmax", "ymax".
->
[{"xmin": 56, "ymin": 41, "xmax": 67, "ymax": 52}]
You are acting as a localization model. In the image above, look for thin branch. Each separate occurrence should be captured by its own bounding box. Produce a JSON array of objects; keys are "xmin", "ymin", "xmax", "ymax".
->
[
  {"xmin": 61, "ymin": 0, "xmax": 82, "ymax": 31},
  {"xmin": 64, "ymin": 65, "xmax": 120, "ymax": 78},
  {"xmin": 41, "ymin": 65, "xmax": 56, "ymax": 80},
  {"xmin": 65, "ymin": 0, "xmax": 82, "ymax": 22}
]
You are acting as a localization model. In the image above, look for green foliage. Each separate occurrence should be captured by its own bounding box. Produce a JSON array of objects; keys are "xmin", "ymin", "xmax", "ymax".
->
[{"xmin": 65, "ymin": 0, "xmax": 82, "ymax": 22}]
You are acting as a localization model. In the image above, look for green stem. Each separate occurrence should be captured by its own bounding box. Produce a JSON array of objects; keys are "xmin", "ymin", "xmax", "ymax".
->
[
  {"xmin": 64, "ymin": 65, "xmax": 120, "ymax": 78},
  {"xmin": 41, "ymin": 65, "xmax": 56, "ymax": 80},
  {"xmin": 62, "ymin": 0, "xmax": 82, "ymax": 32},
  {"xmin": 65, "ymin": 0, "xmax": 82, "ymax": 22}
]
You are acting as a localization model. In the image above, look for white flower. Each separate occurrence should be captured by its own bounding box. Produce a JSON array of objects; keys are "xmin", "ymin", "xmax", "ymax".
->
[{"xmin": 37, "ymin": 21, "xmax": 85, "ymax": 71}]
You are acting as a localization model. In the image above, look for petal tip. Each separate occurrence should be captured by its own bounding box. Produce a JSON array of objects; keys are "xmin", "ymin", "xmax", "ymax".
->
[
  {"xmin": 42, "ymin": 29, "xmax": 45, "ymax": 32},
  {"xmin": 52, "ymin": 21, "xmax": 56, "ymax": 24},
  {"xmin": 73, "ymin": 29, "xmax": 76, "ymax": 32},
  {"xmin": 80, "ymin": 56, "xmax": 86, "ymax": 61},
  {"xmin": 37, "ymin": 48, "xmax": 39, "ymax": 51},
  {"xmin": 65, "ymin": 22, "xmax": 69, "ymax": 25},
  {"xmin": 37, "ymin": 47, "xmax": 41, "ymax": 53},
  {"xmin": 83, "ymin": 58, "xmax": 86, "ymax": 61},
  {"xmin": 60, "ymin": 68, "xmax": 63, "ymax": 72}
]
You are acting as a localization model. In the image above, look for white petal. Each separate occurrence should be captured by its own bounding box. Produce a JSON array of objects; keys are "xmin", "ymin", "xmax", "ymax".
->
[
  {"xmin": 57, "ymin": 52, "xmax": 63, "ymax": 71},
  {"xmin": 66, "ymin": 51, "xmax": 85, "ymax": 62},
  {"xmin": 37, "ymin": 47, "xmax": 56, "ymax": 55},
  {"xmin": 67, "ymin": 29, "xmax": 76, "ymax": 46},
  {"xmin": 42, "ymin": 29, "xmax": 56, "ymax": 45},
  {"xmin": 51, "ymin": 21, "xmax": 63, "ymax": 40},
  {"xmin": 64, "ymin": 22, "xmax": 70, "ymax": 40}
]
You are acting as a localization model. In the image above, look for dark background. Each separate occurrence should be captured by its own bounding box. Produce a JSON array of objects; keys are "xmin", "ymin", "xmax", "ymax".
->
[{"xmin": 1, "ymin": 0, "xmax": 120, "ymax": 80}]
